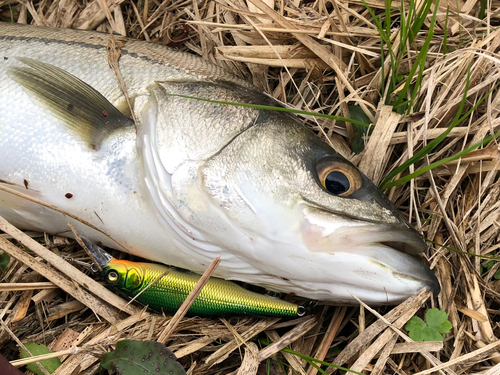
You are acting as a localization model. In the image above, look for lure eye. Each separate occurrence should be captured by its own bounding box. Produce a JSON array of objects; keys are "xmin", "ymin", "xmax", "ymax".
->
[
  {"xmin": 316, "ymin": 160, "xmax": 362, "ymax": 197},
  {"xmin": 107, "ymin": 270, "xmax": 119, "ymax": 283}
]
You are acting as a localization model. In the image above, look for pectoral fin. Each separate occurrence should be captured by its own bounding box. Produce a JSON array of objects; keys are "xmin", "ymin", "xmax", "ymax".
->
[{"xmin": 8, "ymin": 57, "xmax": 134, "ymax": 150}]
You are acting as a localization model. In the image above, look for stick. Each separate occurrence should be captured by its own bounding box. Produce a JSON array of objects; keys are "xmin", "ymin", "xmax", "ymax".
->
[
  {"xmin": 156, "ymin": 257, "xmax": 221, "ymax": 344},
  {"xmin": 0, "ymin": 216, "xmax": 141, "ymax": 317}
]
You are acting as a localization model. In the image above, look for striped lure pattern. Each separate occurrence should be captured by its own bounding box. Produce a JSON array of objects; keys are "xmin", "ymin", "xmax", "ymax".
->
[{"xmin": 85, "ymin": 239, "xmax": 303, "ymax": 317}]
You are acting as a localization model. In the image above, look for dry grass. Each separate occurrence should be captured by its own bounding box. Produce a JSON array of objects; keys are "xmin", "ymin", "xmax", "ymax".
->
[{"xmin": 0, "ymin": 0, "xmax": 500, "ymax": 374}]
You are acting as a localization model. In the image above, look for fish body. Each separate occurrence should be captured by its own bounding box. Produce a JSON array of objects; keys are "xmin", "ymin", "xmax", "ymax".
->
[
  {"xmin": 0, "ymin": 22, "xmax": 439, "ymax": 304},
  {"xmin": 84, "ymin": 239, "xmax": 301, "ymax": 317}
]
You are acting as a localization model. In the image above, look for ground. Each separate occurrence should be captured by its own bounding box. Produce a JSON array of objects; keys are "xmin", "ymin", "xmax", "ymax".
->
[{"xmin": 0, "ymin": 0, "xmax": 499, "ymax": 374}]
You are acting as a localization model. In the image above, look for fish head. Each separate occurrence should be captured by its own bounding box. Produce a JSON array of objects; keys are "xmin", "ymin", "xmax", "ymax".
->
[
  {"xmin": 141, "ymin": 82, "xmax": 439, "ymax": 304},
  {"xmin": 196, "ymin": 112, "xmax": 440, "ymax": 304}
]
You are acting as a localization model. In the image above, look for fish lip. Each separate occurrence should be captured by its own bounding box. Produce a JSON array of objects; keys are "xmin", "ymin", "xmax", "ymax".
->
[
  {"xmin": 301, "ymin": 206, "xmax": 440, "ymax": 297},
  {"xmin": 359, "ymin": 228, "xmax": 441, "ymax": 296},
  {"xmin": 371, "ymin": 226, "xmax": 441, "ymax": 296},
  {"xmin": 349, "ymin": 227, "xmax": 441, "ymax": 296},
  {"xmin": 377, "ymin": 223, "xmax": 427, "ymax": 256}
]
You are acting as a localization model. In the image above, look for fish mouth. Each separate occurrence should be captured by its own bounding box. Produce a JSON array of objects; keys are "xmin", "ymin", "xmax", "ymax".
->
[
  {"xmin": 301, "ymin": 209, "xmax": 441, "ymax": 299},
  {"xmin": 376, "ymin": 240, "xmax": 440, "ymax": 296},
  {"xmin": 343, "ymin": 227, "xmax": 440, "ymax": 297}
]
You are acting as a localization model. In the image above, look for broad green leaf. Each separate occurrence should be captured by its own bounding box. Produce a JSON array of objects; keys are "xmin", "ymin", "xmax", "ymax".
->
[
  {"xmin": 405, "ymin": 308, "xmax": 452, "ymax": 342},
  {"xmin": 100, "ymin": 340, "xmax": 186, "ymax": 375},
  {"xmin": 483, "ymin": 260, "xmax": 495, "ymax": 271},
  {"xmin": 19, "ymin": 343, "xmax": 61, "ymax": 375},
  {"xmin": 426, "ymin": 308, "xmax": 453, "ymax": 334},
  {"xmin": 404, "ymin": 315, "xmax": 426, "ymax": 333}
]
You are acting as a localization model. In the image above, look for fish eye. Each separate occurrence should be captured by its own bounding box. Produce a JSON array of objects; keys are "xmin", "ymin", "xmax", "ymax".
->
[
  {"xmin": 107, "ymin": 270, "xmax": 119, "ymax": 283},
  {"xmin": 316, "ymin": 160, "xmax": 362, "ymax": 197}
]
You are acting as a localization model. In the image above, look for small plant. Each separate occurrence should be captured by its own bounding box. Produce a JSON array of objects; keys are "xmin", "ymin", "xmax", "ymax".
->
[
  {"xmin": 482, "ymin": 260, "xmax": 500, "ymax": 279},
  {"xmin": 100, "ymin": 340, "xmax": 186, "ymax": 375},
  {"xmin": 19, "ymin": 343, "xmax": 61, "ymax": 375},
  {"xmin": 405, "ymin": 308, "xmax": 452, "ymax": 342}
]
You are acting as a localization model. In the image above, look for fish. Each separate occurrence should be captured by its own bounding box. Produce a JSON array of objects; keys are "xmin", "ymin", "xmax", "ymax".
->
[
  {"xmin": 0, "ymin": 22, "xmax": 440, "ymax": 305},
  {"xmin": 82, "ymin": 239, "xmax": 305, "ymax": 317}
]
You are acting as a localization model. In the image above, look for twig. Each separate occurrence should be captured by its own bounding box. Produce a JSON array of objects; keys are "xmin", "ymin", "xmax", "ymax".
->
[
  {"xmin": 156, "ymin": 257, "xmax": 221, "ymax": 344},
  {"xmin": 0, "ymin": 319, "xmax": 51, "ymax": 375},
  {"xmin": 307, "ymin": 307, "xmax": 347, "ymax": 375},
  {"xmin": 10, "ymin": 347, "xmax": 82, "ymax": 367},
  {"xmin": 107, "ymin": 34, "xmax": 140, "ymax": 133},
  {"xmin": 0, "ymin": 282, "xmax": 57, "ymax": 291},
  {"xmin": 257, "ymin": 316, "xmax": 317, "ymax": 362}
]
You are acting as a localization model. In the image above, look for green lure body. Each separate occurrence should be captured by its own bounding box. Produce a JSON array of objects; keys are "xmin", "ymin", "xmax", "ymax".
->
[{"xmin": 101, "ymin": 258, "xmax": 301, "ymax": 318}]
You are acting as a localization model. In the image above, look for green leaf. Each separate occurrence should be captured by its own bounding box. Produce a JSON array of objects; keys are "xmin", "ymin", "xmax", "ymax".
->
[
  {"xmin": 405, "ymin": 308, "xmax": 452, "ymax": 342},
  {"xmin": 164, "ymin": 93, "xmax": 370, "ymax": 127},
  {"xmin": 483, "ymin": 260, "xmax": 495, "ymax": 271},
  {"xmin": 19, "ymin": 343, "xmax": 61, "ymax": 375},
  {"xmin": 426, "ymin": 308, "xmax": 452, "ymax": 334},
  {"xmin": 405, "ymin": 315, "xmax": 426, "ymax": 333},
  {"xmin": 348, "ymin": 105, "xmax": 374, "ymax": 154},
  {"xmin": 100, "ymin": 340, "xmax": 186, "ymax": 375},
  {"xmin": 0, "ymin": 252, "xmax": 10, "ymax": 271}
]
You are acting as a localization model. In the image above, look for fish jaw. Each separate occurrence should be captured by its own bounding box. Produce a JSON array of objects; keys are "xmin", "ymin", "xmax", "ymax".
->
[{"xmin": 298, "ymin": 205, "xmax": 439, "ymax": 302}]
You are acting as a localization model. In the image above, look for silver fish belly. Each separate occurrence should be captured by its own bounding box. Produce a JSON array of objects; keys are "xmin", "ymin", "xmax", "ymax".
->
[{"xmin": 0, "ymin": 22, "xmax": 439, "ymax": 304}]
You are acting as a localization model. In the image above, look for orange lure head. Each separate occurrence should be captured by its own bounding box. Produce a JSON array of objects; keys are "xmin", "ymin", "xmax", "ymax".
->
[
  {"xmin": 102, "ymin": 259, "xmax": 145, "ymax": 291},
  {"xmin": 80, "ymin": 238, "xmax": 144, "ymax": 292}
]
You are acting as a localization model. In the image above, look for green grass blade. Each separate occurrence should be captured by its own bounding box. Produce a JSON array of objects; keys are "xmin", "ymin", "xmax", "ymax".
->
[
  {"xmin": 308, "ymin": 361, "xmax": 329, "ymax": 375},
  {"xmin": 259, "ymin": 338, "xmax": 363, "ymax": 375},
  {"xmin": 282, "ymin": 348, "xmax": 364, "ymax": 375},
  {"xmin": 394, "ymin": 0, "xmax": 439, "ymax": 107},
  {"xmin": 362, "ymin": 0, "xmax": 399, "ymax": 103},
  {"xmin": 410, "ymin": 0, "xmax": 434, "ymax": 44},
  {"xmin": 479, "ymin": 0, "xmax": 487, "ymax": 19},
  {"xmin": 407, "ymin": 50, "xmax": 427, "ymax": 113},
  {"xmin": 385, "ymin": 0, "xmax": 392, "ymax": 41},
  {"xmin": 381, "ymin": 76, "xmax": 500, "ymax": 188},
  {"xmin": 362, "ymin": 0, "xmax": 394, "ymax": 55},
  {"xmin": 426, "ymin": 239, "xmax": 500, "ymax": 261},
  {"xmin": 381, "ymin": 129, "xmax": 500, "ymax": 189},
  {"xmin": 164, "ymin": 93, "xmax": 371, "ymax": 127},
  {"xmin": 381, "ymin": 66, "xmax": 472, "ymax": 187}
]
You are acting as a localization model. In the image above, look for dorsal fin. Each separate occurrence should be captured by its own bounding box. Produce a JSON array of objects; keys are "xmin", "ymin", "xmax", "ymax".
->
[{"xmin": 8, "ymin": 57, "xmax": 134, "ymax": 149}]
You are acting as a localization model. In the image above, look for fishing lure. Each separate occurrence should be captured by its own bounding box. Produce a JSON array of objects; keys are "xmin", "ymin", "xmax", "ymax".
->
[{"xmin": 82, "ymin": 239, "xmax": 307, "ymax": 318}]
